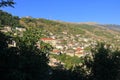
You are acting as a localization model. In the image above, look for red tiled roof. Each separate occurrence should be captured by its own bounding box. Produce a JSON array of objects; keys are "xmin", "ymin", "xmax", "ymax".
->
[
  {"xmin": 76, "ymin": 48, "xmax": 82, "ymax": 51},
  {"xmin": 52, "ymin": 49, "xmax": 60, "ymax": 53}
]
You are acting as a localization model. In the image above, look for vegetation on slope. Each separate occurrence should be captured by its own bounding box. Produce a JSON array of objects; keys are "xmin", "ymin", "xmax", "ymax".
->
[
  {"xmin": 19, "ymin": 17, "xmax": 120, "ymax": 47},
  {"xmin": 50, "ymin": 54, "xmax": 83, "ymax": 69},
  {"xmin": 0, "ymin": 10, "xmax": 21, "ymax": 27}
]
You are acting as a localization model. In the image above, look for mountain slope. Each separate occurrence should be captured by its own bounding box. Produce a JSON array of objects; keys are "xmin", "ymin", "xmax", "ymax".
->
[
  {"xmin": 99, "ymin": 24, "xmax": 120, "ymax": 31},
  {"xmin": 19, "ymin": 17, "xmax": 120, "ymax": 47}
]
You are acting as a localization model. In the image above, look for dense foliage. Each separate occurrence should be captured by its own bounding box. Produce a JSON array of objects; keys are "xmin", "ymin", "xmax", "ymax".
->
[
  {"xmin": 51, "ymin": 54, "xmax": 83, "ymax": 69},
  {"xmin": 84, "ymin": 43, "xmax": 120, "ymax": 80},
  {"xmin": 0, "ymin": 8, "xmax": 52, "ymax": 79},
  {"xmin": 0, "ymin": 10, "xmax": 20, "ymax": 27},
  {"xmin": 0, "ymin": 28, "xmax": 53, "ymax": 80},
  {"xmin": 0, "ymin": 0, "xmax": 15, "ymax": 7}
]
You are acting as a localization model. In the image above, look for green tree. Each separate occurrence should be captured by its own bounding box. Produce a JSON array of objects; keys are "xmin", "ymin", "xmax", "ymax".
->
[
  {"xmin": 0, "ymin": 10, "xmax": 20, "ymax": 27},
  {"xmin": 0, "ymin": 1, "xmax": 52, "ymax": 80},
  {"xmin": 0, "ymin": 27, "xmax": 53, "ymax": 80},
  {"xmin": 0, "ymin": 0, "xmax": 15, "ymax": 7},
  {"xmin": 84, "ymin": 43, "xmax": 120, "ymax": 80}
]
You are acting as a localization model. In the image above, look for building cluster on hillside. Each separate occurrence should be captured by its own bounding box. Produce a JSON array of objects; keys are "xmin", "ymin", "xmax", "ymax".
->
[
  {"xmin": 40, "ymin": 31, "xmax": 97, "ymax": 57},
  {"xmin": 3, "ymin": 26, "xmax": 120, "ymax": 58},
  {"xmin": 0, "ymin": 26, "xmax": 26, "ymax": 47}
]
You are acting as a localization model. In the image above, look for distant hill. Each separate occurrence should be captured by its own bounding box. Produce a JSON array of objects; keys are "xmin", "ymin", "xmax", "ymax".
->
[
  {"xmin": 78, "ymin": 22, "xmax": 98, "ymax": 25},
  {"xmin": 98, "ymin": 24, "xmax": 120, "ymax": 31}
]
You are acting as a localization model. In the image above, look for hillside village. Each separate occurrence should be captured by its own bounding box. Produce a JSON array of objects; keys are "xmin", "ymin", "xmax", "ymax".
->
[
  {"xmin": 2, "ymin": 17, "xmax": 120, "ymax": 58},
  {"xmin": 40, "ymin": 33, "xmax": 95, "ymax": 57},
  {"xmin": 1, "ymin": 10, "xmax": 120, "ymax": 67},
  {"xmin": 1, "ymin": 26, "xmax": 91, "ymax": 56},
  {"xmin": 3, "ymin": 23, "xmax": 120, "ymax": 69}
]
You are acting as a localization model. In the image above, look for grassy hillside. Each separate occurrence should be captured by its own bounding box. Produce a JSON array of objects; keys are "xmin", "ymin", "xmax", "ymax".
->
[{"xmin": 19, "ymin": 17, "xmax": 120, "ymax": 47}]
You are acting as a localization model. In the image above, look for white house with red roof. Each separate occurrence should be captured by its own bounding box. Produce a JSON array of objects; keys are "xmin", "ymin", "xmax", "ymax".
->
[
  {"xmin": 40, "ymin": 38, "xmax": 57, "ymax": 46},
  {"xmin": 74, "ymin": 47, "xmax": 84, "ymax": 57},
  {"xmin": 52, "ymin": 49, "xmax": 61, "ymax": 55},
  {"xmin": 75, "ymin": 47, "xmax": 84, "ymax": 54}
]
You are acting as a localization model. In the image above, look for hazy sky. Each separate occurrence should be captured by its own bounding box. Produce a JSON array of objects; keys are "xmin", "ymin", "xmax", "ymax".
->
[{"xmin": 1, "ymin": 0, "xmax": 120, "ymax": 24}]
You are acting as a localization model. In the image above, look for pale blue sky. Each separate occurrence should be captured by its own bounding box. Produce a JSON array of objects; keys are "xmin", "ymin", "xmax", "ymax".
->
[{"xmin": 1, "ymin": 0, "xmax": 120, "ymax": 24}]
